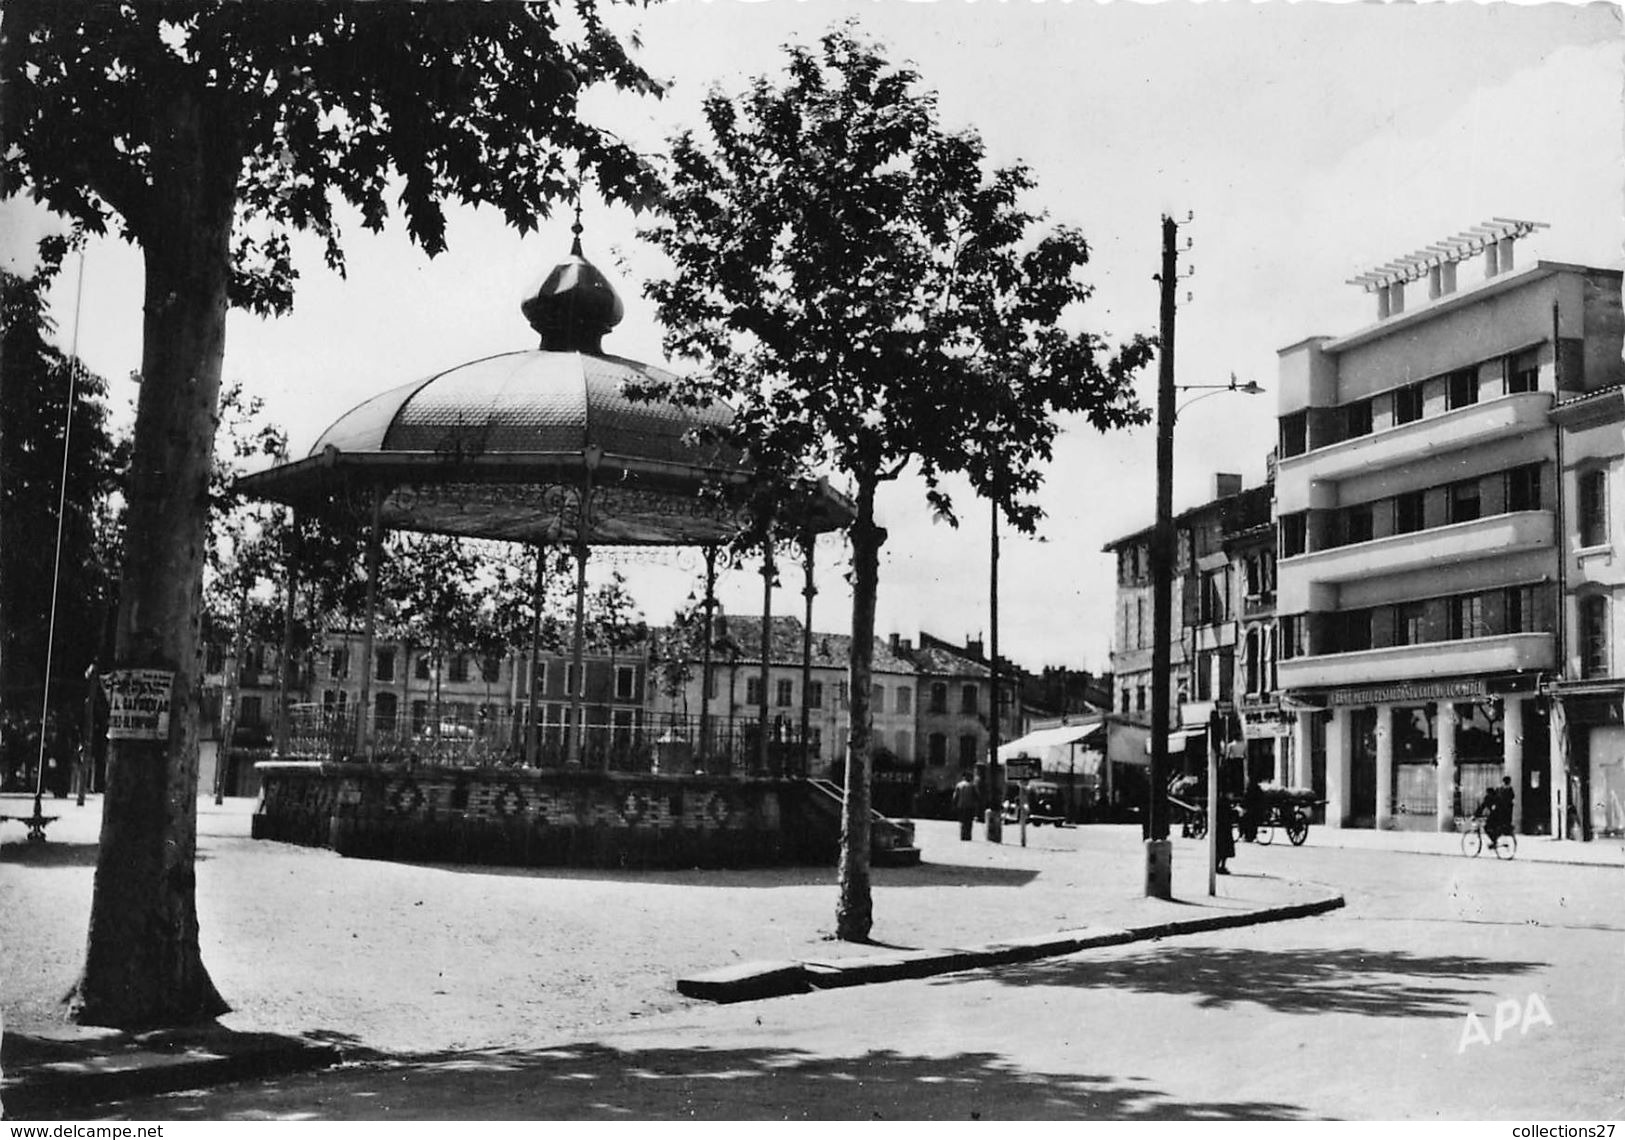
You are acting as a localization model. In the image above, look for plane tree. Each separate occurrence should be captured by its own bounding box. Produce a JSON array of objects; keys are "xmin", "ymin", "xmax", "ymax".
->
[
  {"xmin": 638, "ymin": 24, "xmax": 1153, "ymax": 940},
  {"xmin": 0, "ymin": 0, "xmax": 660, "ymax": 1027}
]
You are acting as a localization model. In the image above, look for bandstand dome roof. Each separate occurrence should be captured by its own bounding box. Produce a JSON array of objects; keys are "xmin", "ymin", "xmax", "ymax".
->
[{"xmin": 236, "ymin": 231, "xmax": 851, "ymax": 546}]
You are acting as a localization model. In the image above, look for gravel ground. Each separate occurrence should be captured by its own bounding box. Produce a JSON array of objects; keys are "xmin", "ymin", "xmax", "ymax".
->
[{"xmin": 1, "ymin": 794, "xmax": 1318, "ymax": 1055}]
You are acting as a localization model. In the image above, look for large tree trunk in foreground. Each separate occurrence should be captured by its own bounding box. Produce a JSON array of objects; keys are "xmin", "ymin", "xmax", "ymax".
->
[
  {"xmin": 836, "ymin": 480, "xmax": 883, "ymax": 942},
  {"xmin": 70, "ymin": 90, "xmax": 236, "ymax": 1027}
]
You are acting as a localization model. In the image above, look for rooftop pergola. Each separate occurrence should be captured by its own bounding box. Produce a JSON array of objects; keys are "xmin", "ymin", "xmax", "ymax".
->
[{"xmin": 236, "ymin": 228, "xmax": 852, "ymax": 771}]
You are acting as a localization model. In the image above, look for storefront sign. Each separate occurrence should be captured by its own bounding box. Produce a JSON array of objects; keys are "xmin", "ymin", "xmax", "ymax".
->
[
  {"xmin": 1328, "ymin": 679, "xmax": 1486, "ymax": 707},
  {"xmin": 1240, "ymin": 705, "xmax": 1294, "ymax": 739},
  {"xmin": 106, "ymin": 669, "xmax": 174, "ymax": 741}
]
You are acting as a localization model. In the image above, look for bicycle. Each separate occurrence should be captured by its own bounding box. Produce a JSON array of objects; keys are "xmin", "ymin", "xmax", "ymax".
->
[{"xmin": 1460, "ymin": 815, "xmax": 1518, "ymax": 859}]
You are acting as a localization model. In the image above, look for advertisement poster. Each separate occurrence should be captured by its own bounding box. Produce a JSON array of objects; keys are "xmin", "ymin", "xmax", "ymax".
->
[{"xmin": 106, "ymin": 668, "xmax": 173, "ymax": 741}]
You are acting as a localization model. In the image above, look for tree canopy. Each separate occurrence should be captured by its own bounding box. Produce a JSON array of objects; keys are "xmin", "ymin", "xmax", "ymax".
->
[
  {"xmin": 638, "ymin": 24, "xmax": 1153, "ymax": 939},
  {"xmin": 1, "ymin": 0, "xmax": 663, "ymax": 1028}
]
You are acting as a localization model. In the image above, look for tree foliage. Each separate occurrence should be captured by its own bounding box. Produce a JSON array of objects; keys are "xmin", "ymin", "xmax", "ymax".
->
[
  {"xmin": 0, "ymin": 0, "xmax": 662, "ymax": 1028},
  {"xmin": 0, "ymin": 267, "xmax": 123, "ymax": 790},
  {"xmin": 638, "ymin": 24, "xmax": 1153, "ymax": 939}
]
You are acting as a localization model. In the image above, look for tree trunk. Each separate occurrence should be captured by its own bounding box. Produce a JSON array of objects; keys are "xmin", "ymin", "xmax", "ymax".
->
[
  {"xmin": 71, "ymin": 90, "xmax": 237, "ymax": 1027},
  {"xmin": 836, "ymin": 479, "xmax": 883, "ymax": 942}
]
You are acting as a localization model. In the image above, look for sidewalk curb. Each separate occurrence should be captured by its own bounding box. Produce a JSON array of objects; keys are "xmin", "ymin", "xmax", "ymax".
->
[{"xmin": 676, "ymin": 888, "xmax": 1345, "ymax": 1004}]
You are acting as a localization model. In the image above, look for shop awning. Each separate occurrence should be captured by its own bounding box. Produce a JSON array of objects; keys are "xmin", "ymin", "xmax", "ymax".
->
[{"xmin": 998, "ymin": 721, "xmax": 1105, "ymax": 773}]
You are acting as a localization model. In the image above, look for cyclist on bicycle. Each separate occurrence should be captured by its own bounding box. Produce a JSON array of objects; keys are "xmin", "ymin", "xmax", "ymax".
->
[{"xmin": 1477, "ymin": 776, "xmax": 1515, "ymax": 846}]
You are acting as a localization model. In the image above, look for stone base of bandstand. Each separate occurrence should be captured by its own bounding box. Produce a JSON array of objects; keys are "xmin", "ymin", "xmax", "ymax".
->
[{"xmin": 253, "ymin": 760, "xmax": 840, "ymax": 870}]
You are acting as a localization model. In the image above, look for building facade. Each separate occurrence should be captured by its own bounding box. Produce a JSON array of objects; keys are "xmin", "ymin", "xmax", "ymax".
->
[{"xmin": 1275, "ymin": 221, "xmax": 1623, "ymax": 835}]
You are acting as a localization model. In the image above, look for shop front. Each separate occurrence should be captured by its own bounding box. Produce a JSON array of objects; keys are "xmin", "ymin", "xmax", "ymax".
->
[{"xmin": 1287, "ymin": 677, "xmax": 1543, "ymax": 832}]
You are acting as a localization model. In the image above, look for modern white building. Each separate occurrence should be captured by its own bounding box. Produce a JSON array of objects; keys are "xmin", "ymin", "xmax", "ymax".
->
[{"xmin": 1275, "ymin": 219, "xmax": 1623, "ymax": 835}]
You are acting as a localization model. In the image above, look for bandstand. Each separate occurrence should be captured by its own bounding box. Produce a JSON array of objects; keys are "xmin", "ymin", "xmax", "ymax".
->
[{"xmin": 235, "ymin": 228, "xmax": 916, "ymax": 868}]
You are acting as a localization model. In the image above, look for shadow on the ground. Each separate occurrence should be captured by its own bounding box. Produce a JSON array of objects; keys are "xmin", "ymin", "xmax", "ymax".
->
[
  {"xmin": 405, "ymin": 859, "xmax": 1041, "ymax": 890},
  {"xmin": 934, "ymin": 943, "xmax": 1543, "ymax": 1019},
  {"xmin": 0, "ymin": 840, "xmax": 102, "ymax": 867},
  {"xmin": 106, "ymin": 1042, "xmax": 1311, "ymax": 1121}
]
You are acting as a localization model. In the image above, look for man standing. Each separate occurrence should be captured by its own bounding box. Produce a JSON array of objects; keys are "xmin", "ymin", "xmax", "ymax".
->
[
  {"xmin": 953, "ymin": 773, "xmax": 979, "ymax": 841},
  {"xmin": 1484, "ymin": 775, "xmax": 1515, "ymax": 848}
]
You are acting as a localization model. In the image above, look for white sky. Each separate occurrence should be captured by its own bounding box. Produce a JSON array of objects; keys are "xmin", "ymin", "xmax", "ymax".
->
[{"xmin": 3, "ymin": 0, "xmax": 1621, "ymax": 674}]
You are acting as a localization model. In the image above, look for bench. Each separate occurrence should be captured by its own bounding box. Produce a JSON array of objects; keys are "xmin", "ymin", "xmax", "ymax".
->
[{"xmin": 0, "ymin": 810, "xmax": 59, "ymax": 843}]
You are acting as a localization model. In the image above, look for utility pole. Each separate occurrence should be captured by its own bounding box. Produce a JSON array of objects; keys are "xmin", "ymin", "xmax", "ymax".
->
[
  {"xmin": 987, "ymin": 496, "xmax": 1004, "ymax": 843},
  {"xmin": 1145, "ymin": 214, "xmax": 1180, "ymax": 899}
]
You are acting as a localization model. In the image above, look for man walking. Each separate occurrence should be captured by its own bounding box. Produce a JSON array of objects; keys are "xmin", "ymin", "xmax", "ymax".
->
[{"xmin": 953, "ymin": 773, "xmax": 979, "ymax": 841}]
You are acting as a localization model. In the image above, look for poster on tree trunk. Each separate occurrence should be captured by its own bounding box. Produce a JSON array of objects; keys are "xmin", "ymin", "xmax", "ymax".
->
[{"xmin": 106, "ymin": 669, "xmax": 174, "ymax": 741}]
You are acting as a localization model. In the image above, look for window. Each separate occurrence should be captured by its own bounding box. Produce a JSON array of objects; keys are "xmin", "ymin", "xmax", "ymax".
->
[
  {"xmin": 415, "ymin": 654, "xmax": 432, "ymax": 681},
  {"xmin": 807, "ymin": 681, "xmax": 824, "ymax": 709},
  {"xmin": 448, "ymin": 654, "xmax": 470, "ymax": 683},
  {"xmin": 480, "ymin": 656, "xmax": 500, "ymax": 684},
  {"xmin": 776, "ymin": 678, "xmax": 794, "ymax": 708},
  {"xmin": 1194, "ymin": 650, "xmax": 1214, "ymax": 701},
  {"xmin": 1450, "ymin": 594, "xmax": 1486, "ymax": 640},
  {"xmin": 1198, "ymin": 569, "xmax": 1227, "ymax": 624},
  {"xmin": 565, "ymin": 663, "xmax": 585, "ymax": 696},
  {"xmin": 375, "ymin": 648, "xmax": 395, "ymax": 682},
  {"xmin": 410, "ymin": 700, "xmax": 429, "ymax": 733},
  {"xmin": 239, "ymin": 695, "xmax": 263, "ymax": 727},
  {"xmin": 870, "ymin": 684, "xmax": 884, "ymax": 713},
  {"xmin": 375, "ymin": 692, "xmax": 398, "ymax": 733},
  {"xmin": 1579, "ymin": 468, "xmax": 1608, "ymax": 548},
  {"xmin": 930, "ymin": 683, "xmax": 948, "ymax": 714},
  {"xmin": 1280, "ymin": 411, "xmax": 1308, "ymax": 458},
  {"xmin": 928, "ymin": 733, "xmax": 947, "ymax": 766},
  {"xmin": 1343, "ymin": 398, "xmax": 1373, "ymax": 440},
  {"xmin": 1340, "ymin": 610, "xmax": 1372, "ymax": 653},
  {"xmin": 1344, "ymin": 503, "xmax": 1374, "ymax": 545},
  {"xmin": 618, "ymin": 666, "xmax": 638, "ymax": 702},
  {"xmin": 1506, "ymin": 585, "xmax": 1537, "ymax": 634},
  {"xmin": 1394, "ymin": 491, "xmax": 1425, "ymax": 535},
  {"xmin": 896, "ymin": 686, "xmax": 911, "ymax": 715},
  {"xmin": 1506, "ymin": 464, "xmax": 1542, "ymax": 513},
  {"xmin": 958, "ymin": 734, "xmax": 978, "ymax": 767},
  {"xmin": 1120, "ymin": 687, "xmax": 1132, "ymax": 714},
  {"xmin": 1393, "ymin": 382, "xmax": 1425, "ymax": 425},
  {"xmin": 837, "ymin": 681, "xmax": 850, "ymax": 708},
  {"xmin": 1136, "ymin": 685, "xmax": 1147, "ymax": 713},
  {"xmin": 1446, "ymin": 369, "xmax": 1479, "ymax": 410},
  {"xmin": 1448, "ymin": 479, "xmax": 1481, "ymax": 524},
  {"xmin": 1280, "ymin": 513, "xmax": 1307, "ymax": 558},
  {"xmin": 1397, "ymin": 601, "xmax": 1426, "ymax": 647},
  {"xmin": 1581, "ymin": 595, "xmax": 1610, "ymax": 678},
  {"xmin": 1507, "ymin": 349, "xmax": 1540, "ymax": 394},
  {"xmin": 745, "ymin": 676, "xmax": 764, "ymax": 706},
  {"xmin": 329, "ymin": 648, "xmax": 349, "ymax": 679},
  {"xmin": 960, "ymin": 684, "xmax": 978, "ymax": 714},
  {"xmin": 1279, "ymin": 616, "xmax": 1305, "ymax": 661}
]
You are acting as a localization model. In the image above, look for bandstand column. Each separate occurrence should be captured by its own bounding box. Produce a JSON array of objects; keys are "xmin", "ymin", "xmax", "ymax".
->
[
  {"xmin": 1374, "ymin": 703, "xmax": 1394, "ymax": 830},
  {"xmin": 355, "ymin": 487, "xmax": 384, "ymax": 759},
  {"xmin": 567, "ymin": 538, "xmax": 588, "ymax": 768},
  {"xmin": 800, "ymin": 536, "xmax": 816, "ymax": 780},
  {"xmin": 698, "ymin": 545, "xmax": 717, "ymax": 774},
  {"xmin": 525, "ymin": 543, "xmax": 545, "ymax": 768},
  {"xmin": 275, "ymin": 526, "xmax": 299, "ymax": 759},
  {"xmin": 1436, "ymin": 700, "xmax": 1459, "ymax": 831},
  {"xmin": 757, "ymin": 541, "xmax": 774, "ymax": 775}
]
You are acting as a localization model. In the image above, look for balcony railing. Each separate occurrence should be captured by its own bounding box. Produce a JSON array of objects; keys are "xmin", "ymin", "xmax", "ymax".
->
[
  {"xmin": 271, "ymin": 706, "xmax": 822, "ymax": 778},
  {"xmin": 1280, "ymin": 510, "xmax": 1554, "ymax": 586},
  {"xmin": 1277, "ymin": 391, "xmax": 1552, "ymax": 484},
  {"xmin": 1277, "ymin": 632, "xmax": 1554, "ymax": 690}
]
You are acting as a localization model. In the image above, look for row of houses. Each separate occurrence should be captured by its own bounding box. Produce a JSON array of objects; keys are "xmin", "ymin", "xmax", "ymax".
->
[
  {"xmin": 1106, "ymin": 221, "xmax": 1625, "ymax": 841},
  {"xmin": 209, "ymin": 614, "xmax": 1110, "ymax": 818}
]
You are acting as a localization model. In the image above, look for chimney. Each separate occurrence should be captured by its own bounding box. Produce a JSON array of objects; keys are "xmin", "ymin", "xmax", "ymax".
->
[
  {"xmin": 1377, "ymin": 285, "xmax": 1391, "ymax": 320},
  {"xmin": 1440, "ymin": 260, "xmax": 1457, "ymax": 295},
  {"xmin": 1498, "ymin": 236, "xmax": 1515, "ymax": 274},
  {"xmin": 1427, "ymin": 264, "xmax": 1442, "ymax": 300},
  {"xmin": 900, "ymin": 638, "xmax": 913, "ymax": 654},
  {"xmin": 1389, "ymin": 279, "xmax": 1405, "ymax": 315},
  {"xmin": 888, "ymin": 633, "xmax": 900, "ymax": 654},
  {"xmin": 1213, "ymin": 473, "xmax": 1242, "ymax": 499},
  {"xmin": 1484, "ymin": 241, "xmax": 1500, "ymax": 278},
  {"xmin": 966, "ymin": 636, "xmax": 984, "ymax": 660}
]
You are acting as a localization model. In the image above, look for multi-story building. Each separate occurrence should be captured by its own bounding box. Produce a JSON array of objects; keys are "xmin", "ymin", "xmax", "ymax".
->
[
  {"xmin": 1105, "ymin": 472, "xmax": 1278, "ymax": 787},
  {"xmin": 895, "ymin": 632, "xmax": 1023, "ymax": 808},
  {"xmin": 1274, "ymin": 220, "xmax": 1623, "ymax": 835},
  {"xmin": 1550, "ymin": 385, "xmax": 1625, "ymax": 839},
  {"xmin": 646, "ymin": 614, "xmax": 916, "ymax": 790}
]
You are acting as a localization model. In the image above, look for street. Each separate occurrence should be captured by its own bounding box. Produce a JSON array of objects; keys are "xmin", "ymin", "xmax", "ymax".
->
[{"xmin": 92, "ymin": 839, "xmax": 1624, "ymax": 1120}]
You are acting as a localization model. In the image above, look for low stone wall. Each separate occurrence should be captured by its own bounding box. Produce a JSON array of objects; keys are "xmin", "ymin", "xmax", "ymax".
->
[{"xmin": 252, "ymin": 761, "xmax": 834, "ymax": 869}]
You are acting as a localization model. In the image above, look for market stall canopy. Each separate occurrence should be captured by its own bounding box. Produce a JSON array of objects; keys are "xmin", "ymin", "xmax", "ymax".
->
[
  {"xmin": 235, "ymin": 232, "xmax": 853, "ymax": 546},
  {"xmin": 998, "ymin": 720, "xmax": 1106, "ymax": 773}
]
